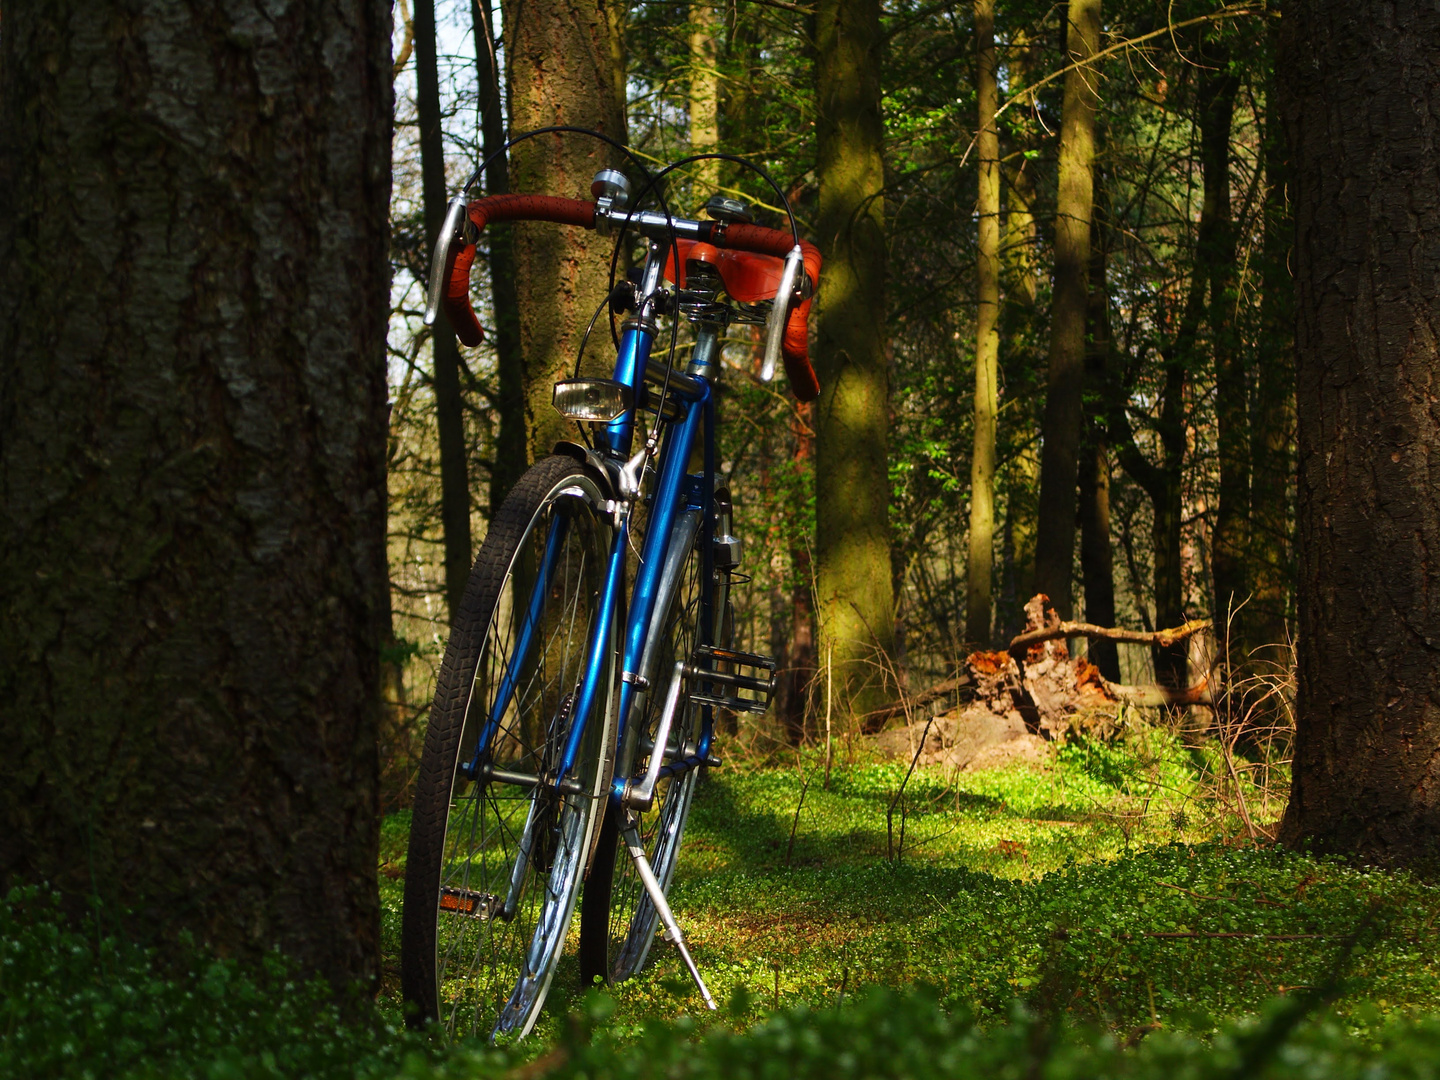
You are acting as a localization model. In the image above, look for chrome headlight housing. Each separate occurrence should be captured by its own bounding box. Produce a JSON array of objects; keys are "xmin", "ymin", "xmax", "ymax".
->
[{"xmin": 552, "ymin": 378, "xmax": 633, "ymax": 422}]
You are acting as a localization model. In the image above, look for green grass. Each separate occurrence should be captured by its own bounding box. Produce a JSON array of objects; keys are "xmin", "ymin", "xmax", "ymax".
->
[
  {"xmin": 548, "ymin": 746, "xmax": 1440, "ymax": 1039},
  {"xmin": 10, "ymin": 731, "xmax": 1440, "ymax": 1077}
]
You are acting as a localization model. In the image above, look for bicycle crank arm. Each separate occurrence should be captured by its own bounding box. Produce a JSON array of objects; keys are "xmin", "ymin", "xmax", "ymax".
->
[{"xmin": 619, "ymin": 813, "xmax": 717, "ymax": 1011}]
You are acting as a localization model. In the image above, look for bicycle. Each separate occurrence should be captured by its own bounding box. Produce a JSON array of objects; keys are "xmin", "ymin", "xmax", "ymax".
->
[{"xmin": 400, "ymin": 133, "xmax": 822, "ymax": 1042}]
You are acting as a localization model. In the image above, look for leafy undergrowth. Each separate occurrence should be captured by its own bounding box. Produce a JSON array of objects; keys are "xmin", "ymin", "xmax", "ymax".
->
[
  {"xmin": 0, "ymin": 887, "xmax": 433, "ymax": 1080},
  {"xmin": 529, "ymin": 742, "xmax": 1440, "ymax": 1040},
  {"xmin": 10, "ymin": 736, "xmax": 1440, "ymax": 1077},
  {"xmin": 401, "ymin": 985, "xmax": 1440, "ymax": 1080}
]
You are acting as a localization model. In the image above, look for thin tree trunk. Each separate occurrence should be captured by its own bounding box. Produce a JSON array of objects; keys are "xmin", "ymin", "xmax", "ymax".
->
[
  {"xmin": 472, "ymin": 0, "xmax": 527, "ymax": 517},
  {"xmin": 968, "ymin": 0, "xmax": 1001, "ymax": 647},
  {"xmin": 1079, "ymin": 210, "xmax": 1119, "ymax": 681},
  {"xmin": 1202, "ymin": 62, "xmax": 1246, "ymax": 657},
  {"xmin": 998, "ymin": 31, "xmax": 1041, "ymax": 641},
  {"xmin": 1033, "ymin": 0, "xmax": 1101, "ymax": 619},
  {"xmin": 689, "ymin": 2, "xmax": 722, "ymax": 197},
  {"xmin": 416, "ymin": 0, "xmax": 474, "ymax": 622},
  {"xmin": 1110, "ymin": 64, "xmax": 1233, "ymax": 695},
  {"xmin": 0, "ymin": 0, "xmax": 390, "ymax": 986},
  {"xmin": 814, "ymin": 0, "xmax": 895, "ymax": 718},
  {"xmin": 777, "ymin": 403, "xmax": 817, "ymax": 742},
  {"xmin": 1250, "ymin": 25, "xmax": 1294, "ymax": 663},
  {"xmin": 501, "ymin": 0, "xmax": 627, "ymax": 462},
  {"xmin": 1279, "ymin": 0, "xmax": 1440, "ymax": 866}
]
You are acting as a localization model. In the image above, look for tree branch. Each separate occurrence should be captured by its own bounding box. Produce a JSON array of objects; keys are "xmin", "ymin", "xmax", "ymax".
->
[{"xmin": 1008, "ymin": 617, "xmax": 1212, "ymax": 662}]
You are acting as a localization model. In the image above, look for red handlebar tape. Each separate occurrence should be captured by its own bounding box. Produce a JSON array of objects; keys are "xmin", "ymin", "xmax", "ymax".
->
[
  {"xmin": 441, "ymin": 194, "xmax": 822, "ymax": 402},
  {"xmin": 710, "ymin": 223, "xmax": 822, "ymax": 402},
  {"xmin": 442, "ymin": 196, "xmax": 597, "ymax": 347}
]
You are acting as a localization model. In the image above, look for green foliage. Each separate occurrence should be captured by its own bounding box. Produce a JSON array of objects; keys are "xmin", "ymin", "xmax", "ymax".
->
[
  {"xmin": 402, "ymin": 984, "xmax": 1440, "ymax": 1080},
  {"xmin": 583, "ymin": 755, "xmax": 1440, "ymax": 1037},
  {"xmin": 10, "ymin": 754, "xmax": 1440, "ymax": 1077},
  {"xmin": 0, "ymin": 887, "xmax": 432, "ymax": 1080}
]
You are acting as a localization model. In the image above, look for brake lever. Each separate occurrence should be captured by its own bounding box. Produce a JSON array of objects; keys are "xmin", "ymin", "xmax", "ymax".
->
[
  {"xmin": 759, "ymin": 244, "xmax": 805, "ymax": 383},
  {"xmin": 424, "ymin": 194, "xmax": 471, "ymax": 327}
]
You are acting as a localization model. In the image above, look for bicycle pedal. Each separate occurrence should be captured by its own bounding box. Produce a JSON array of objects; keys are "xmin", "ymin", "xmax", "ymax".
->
[{"xmin": 688, "ymin": 644, "xmax": 777, "ymax": 715}]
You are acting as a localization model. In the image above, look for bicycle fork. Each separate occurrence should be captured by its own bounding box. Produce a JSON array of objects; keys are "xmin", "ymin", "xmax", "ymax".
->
[{"xmin": 617, "ymin": 809, "xmax": 717, "ymax": 1011}]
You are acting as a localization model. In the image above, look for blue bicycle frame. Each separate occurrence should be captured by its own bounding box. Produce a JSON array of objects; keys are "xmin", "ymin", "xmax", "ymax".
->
[{"xmin": 463, "ymin": 269, "xmax": 720, "ymax": 797}]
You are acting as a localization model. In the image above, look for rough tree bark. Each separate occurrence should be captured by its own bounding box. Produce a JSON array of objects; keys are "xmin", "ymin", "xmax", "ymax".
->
[
  {"xmin": 472, "ymin": 0, "xmax": 527, "ymax": 516},
  {"xmin": 1279, "ymin": 0, "xmax": 1440, "ymax": 865},
  {"xmin": 815, "ymin": 0, "xmax": 896, "ymax": 716},
  {"xmin": 1033, "ymin": 0, "xmax": 1100, "ymax": 619},
  {"xmin": 968, "ymin": 0, "xmax": 1001, "ymax": 647},
  {"xmin": 0, "ymin": 0, "xmax": 391, "ymax": 986},
  {"xmin": 501, "ymin": 0, "xmax": 627, "ymax": 461},
  {"xmin": 415, "ymin": 0, "xmax": 473, "ymax": 619}
]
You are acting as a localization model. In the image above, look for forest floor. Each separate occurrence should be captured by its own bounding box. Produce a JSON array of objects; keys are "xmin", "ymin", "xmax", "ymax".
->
[
  {"xmin": 376, "ymin": 727, "xmax": 1440, "ymax": 1049},
  {"xmin": 12, "ymin": 725, "xmax": 1440, "ymax": 1078}
]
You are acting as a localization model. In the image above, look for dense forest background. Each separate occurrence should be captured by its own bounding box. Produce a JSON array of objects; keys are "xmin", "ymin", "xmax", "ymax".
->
[
  {"xmin": 381, "ymin": 0, "xmax": 1291, "ymax": 809},
  {"xmin": 8, "ymin": 4, "xmax": 1440, "ymax": 1070}
]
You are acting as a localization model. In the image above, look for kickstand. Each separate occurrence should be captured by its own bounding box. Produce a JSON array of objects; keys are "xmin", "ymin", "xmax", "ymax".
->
[{"xmin": 619, "ymin": 812, "xmax": 717, "ymax": 1010}]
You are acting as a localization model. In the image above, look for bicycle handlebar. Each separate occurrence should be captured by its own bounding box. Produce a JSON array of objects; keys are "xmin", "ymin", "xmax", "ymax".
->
[{"xmin": 427, "ymin": 193, "xmax": 821, "ymax": 402}]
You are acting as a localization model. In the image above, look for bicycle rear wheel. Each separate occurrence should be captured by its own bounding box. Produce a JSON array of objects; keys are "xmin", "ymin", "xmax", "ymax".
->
[
  {"xmin": 580, "ymin": 501, "xmax": 732, "ymax": 986},
  {"xmin": 402, "ymin": 456, "xmax": 616, "ymax": 1041}
]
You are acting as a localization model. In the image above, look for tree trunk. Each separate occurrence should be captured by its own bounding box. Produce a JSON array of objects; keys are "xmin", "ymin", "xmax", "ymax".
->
[
  {"xmin": 1250, "ymin": 26, "xmax": 1295, "ymax": 664},
  {"xmin": 1279, "ymin": 0, "xmax": 1440, "ymax": 865},
  {"xmin": 473, "ymin": 0, "xmax": 527, "ymax": 517},
  {"xmin": 0, "ymin": 0, "xmax": 390, "ymax": 987},
  {"xmin": 689, "ymin": 2, "xmax": 722, "ymax": 198},
  {"xmin": 968, "ymin": 0, "xmax": 1001, "ymax": 647},
  {"xmin": 998, "ymin": 31, "xmax": 1041, "ymax": 641},
  {"xmin": 501, "ymin": 0, "xmax": 627, "ymax": 462},
  {"xmin": 1111, "ymin": 64, "xmax": 1234, "ymax": 694},
  {"xmin": 1033, "ymin": 0, "xmax": 1100, "ymax": 619},
  {"xmin": 415, "ymin": 0, "xmax": 474, "ymax": 621},
  {"xmin": 814, "ymin": 0, "xmax": 895, "ymax": 718},
  {"xmin": 776, "ymin": 403, "xmax": 817, "ymax": 742},
  {"xmin": 1080, "ymin": 211, "xmax": 1119, "ymax": 681},
  {"xmin": 1202, "ymin": 64, "xmax": 1246, "ymax": 655}
]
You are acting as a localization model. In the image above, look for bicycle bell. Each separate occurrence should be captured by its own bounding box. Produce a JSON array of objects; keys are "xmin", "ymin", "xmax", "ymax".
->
[
  {"xmin": 704, "ymin": 194, "xmax": 753, "ymax": 224},
  {"xmin": 591, "ymin": 169, "xmax": 631, "ymax": 210}
]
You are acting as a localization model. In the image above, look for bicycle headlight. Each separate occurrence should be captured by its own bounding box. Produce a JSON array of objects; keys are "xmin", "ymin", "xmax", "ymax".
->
[{"xmin": 552, "ymin": 378, "xmax": 633, "ymax": 422}]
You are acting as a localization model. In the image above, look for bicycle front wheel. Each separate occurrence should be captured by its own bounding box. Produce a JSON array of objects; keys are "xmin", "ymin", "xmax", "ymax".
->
[{"xmin": 402, "ymin": 456, "xmax": 617, "ymax": 1041}]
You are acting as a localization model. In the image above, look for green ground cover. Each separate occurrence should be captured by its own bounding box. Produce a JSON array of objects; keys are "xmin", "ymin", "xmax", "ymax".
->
[
  {"xmin": 11, "ymin": 733, "xmax": 1440, "ymax": 1077},
  {"xmin": 513, "ymin": 744, "xmax": 1440, "ymax": 1040}
]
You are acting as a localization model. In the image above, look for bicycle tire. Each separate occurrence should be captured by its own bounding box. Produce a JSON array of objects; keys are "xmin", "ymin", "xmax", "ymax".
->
[
  {"xmin": 579, "ymin": 499, "xmax": 733, "ymax": 986},
  {"xmin": 402, "ymin": 455, "xmax": 617, "ymax": 1041}
]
